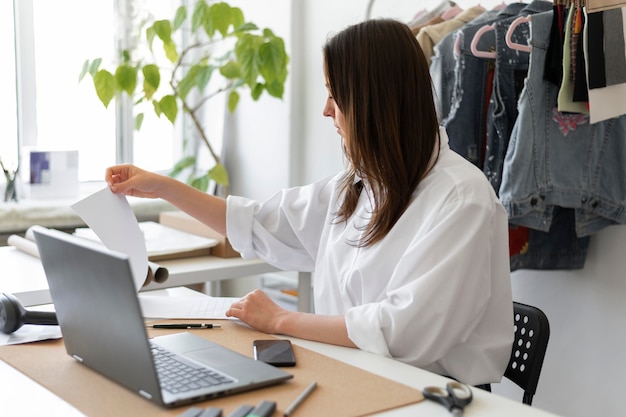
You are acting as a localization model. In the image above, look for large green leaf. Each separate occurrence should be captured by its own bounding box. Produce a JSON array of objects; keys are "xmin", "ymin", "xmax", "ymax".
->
[
  {"xmin": 191, "ymin": 0, "xmax": 209, "ymax": 33},
  {"xmin": 265, "ymin": 79, "xmax": 284, "ymax": 99},
  {"xmin": 258, "ymin": 37, "xmax": 288, "ymax": 86},
  {"xmin": 231, "ymin": 7, "xmax": 245, "ymax": 32},
  {"xmin": 146, "ymin": 26, "xmax": 156, "ymax": 50},
  {"xmin": 152, "ymin": 20, "xmax": 178, "ymax": 62},
  {"xmin": 142, "ymin": 64, "xmax": 160, "ymax": 100},
  {"xmin": 159, "ymin": 95, "xmax": 178, "ymax": 123},
  {"xmin": 219, "ymin": 61, "xmax": 241, "ymax": 79},
  {"xmin": 172, "ymin": 6, "xmax": 187, "ymax": 31},
  {"xmin": 209, "ymin": 3, "xmax": 232, "ymax": 38},
  {"xmin": 191, "ymin": 173, "xmax": 210, "ymax": 192},
  {"xmin": 79, "ymin": 58, "xmax": 101, "ymax": 81},
  {"xmin": 170, "ymin": 155, "xmax": 196, "ymax": 177},
  {"xmin": 235, "ymin": 34, "xmax": 261, "ymax": 87},
  {"xmin": 135, "ymin": 112, "xmax": 144, "ymax": 131},
  {"xmin": 115, "ymin": 65, "xmax": 137, "ymax": 96},
  {"xmin": 227, "ymin": 90, "xmax": 240, "ymax": 112},
  {"xmin": 250, "ymin": 82, "xmax": 264, "ymax": 100},
  {"xmin": 164, "ymin": 40, "xmax": 178, "ymax": 63},
  {"xmin": 88, "ymin": 58, "xmax": 102, "ymax": 77},
  {"xmin": 209, "ymin": 163, "xmax": 229, "ymax": 185},
  {"xmin": 196, "ymin": 65, "xmax": 215, "ymax": 92},
  {"xmin": 234, "ymin": 22, "xmax": 258, "ymax": 34},
  {"xmin": 94, "ymin": 69, "xmax": 116, "ymax": 108},
  {"xmin": 178, "ymin": 65, "xmax": 201, "ymax": 100},
  {"xmin": 152, "ymin": 20, "xmax": 172, "ymax": 44}
]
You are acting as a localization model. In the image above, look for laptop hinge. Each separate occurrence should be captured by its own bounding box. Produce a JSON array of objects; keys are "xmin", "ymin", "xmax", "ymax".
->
[
  {"xmin": 72, "ymin": 354, "xmax": 84, "ymax": 363},
  {"xmin": 138, "ymin": 390, "xmax": 153, "ymax": 400}
]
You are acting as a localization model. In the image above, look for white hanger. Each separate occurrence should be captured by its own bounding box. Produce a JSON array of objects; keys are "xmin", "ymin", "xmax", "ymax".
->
[
  {"xmin": 470, "ymin": 23, "xmax": 497, "ymax": 59},
  {"xmin": 505, "ymin": 15, "xmax": 532, "ymax": 53}
]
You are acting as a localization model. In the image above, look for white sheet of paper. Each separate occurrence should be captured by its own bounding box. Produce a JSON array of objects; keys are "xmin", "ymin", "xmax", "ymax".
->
[
  {"xmin": 139, "ymin": 295, "xmax": 240, "ymax": 319},
  {"xmin": 0, "ymin": 325, "xmax": 62, "ymax": 346},
  {"xmin": 71, "ymin": 187, "xmax": 148, "ymax": 291}
]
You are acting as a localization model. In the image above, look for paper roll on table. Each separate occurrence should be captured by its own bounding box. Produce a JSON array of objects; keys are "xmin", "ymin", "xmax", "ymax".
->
[{"xmin": 8, "ymin": 226, "xmax": 169, "ymax": 288}]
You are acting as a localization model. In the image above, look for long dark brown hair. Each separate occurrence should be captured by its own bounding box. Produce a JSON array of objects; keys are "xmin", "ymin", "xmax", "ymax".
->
[{"xmin": 323, "ymin": 19, "xmax": 440, "ymax": 247}]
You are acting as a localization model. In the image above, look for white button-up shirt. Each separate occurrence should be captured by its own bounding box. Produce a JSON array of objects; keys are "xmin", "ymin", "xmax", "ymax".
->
[{"xmin": 227, "ymin": 128, "xmax": 513, "ymax": 385}]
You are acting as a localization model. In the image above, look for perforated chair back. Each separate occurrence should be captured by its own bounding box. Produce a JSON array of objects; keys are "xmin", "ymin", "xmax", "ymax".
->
[{"xmin": 505, "ymin": 302, "xmax": 550, "ymax": 405}]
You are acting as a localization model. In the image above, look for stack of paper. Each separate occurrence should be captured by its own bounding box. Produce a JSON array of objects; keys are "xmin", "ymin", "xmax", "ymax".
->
[{"xmin": 74, "ymin": 221, "xmax": 218, "ymax": 261}]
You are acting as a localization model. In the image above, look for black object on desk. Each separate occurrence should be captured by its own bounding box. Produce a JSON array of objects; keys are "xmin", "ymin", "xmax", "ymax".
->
[
  {"xmin": 198, "ymin": 407, "xmax": 223, "ymax": 417},
  {"xmin": 247, "ymin": 401, "xmax": 276, "ymax": 417},
  {"xmin": 226, "ymin": 404, "xmax": 254, "ymax": 417},
  {"xmin": 150, "ymin": 323, "xmax": 221, "ymax": 329},
  {"xmin": 177, "ymin": 406, "xmax": 222, "ymax": 417}
]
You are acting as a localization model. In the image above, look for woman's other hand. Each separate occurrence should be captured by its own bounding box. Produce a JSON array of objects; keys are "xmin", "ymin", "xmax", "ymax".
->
[
  {"xmin": 226, "ymin": 289, "xmax": 289, "ymax": 334},
  {"xmin": 105, "ymin": 164, "xmax": 164, "ymax": 199}
]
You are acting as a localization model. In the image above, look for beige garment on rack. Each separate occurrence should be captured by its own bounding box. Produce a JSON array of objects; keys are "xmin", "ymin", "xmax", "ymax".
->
[{"xmin": 588, "ymin": 0, "xmax": 626, "ymax": 12}]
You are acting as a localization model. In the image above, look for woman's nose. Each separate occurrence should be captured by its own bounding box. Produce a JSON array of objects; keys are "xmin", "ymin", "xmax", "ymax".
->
[{"xmin": 323, "ymin": 100, "xmax": 333, "ymax": 117}]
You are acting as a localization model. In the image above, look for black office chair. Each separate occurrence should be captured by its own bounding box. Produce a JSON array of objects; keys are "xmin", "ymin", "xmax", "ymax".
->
[{"xmin": 504, "ymin": 301, "xmax": 550, "ymax": 405}]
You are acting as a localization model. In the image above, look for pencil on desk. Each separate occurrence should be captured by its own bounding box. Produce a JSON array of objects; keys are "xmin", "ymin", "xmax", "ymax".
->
[{"xmin": 284, "ymin": 381, "xmax": 317, "ymax": 417}]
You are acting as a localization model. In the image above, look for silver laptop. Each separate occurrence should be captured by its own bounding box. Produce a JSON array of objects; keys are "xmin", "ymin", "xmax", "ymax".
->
[{"xmin": 33, "ymin": 227, "xmax": 292, "ymax": 408}]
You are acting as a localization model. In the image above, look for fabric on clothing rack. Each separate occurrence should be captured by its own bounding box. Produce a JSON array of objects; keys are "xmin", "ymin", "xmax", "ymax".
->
[
  {"xmin": 509, "ymin": 207, "xmax": 590, "ymax": 271},
  {"xmin": 572, "ymin": 7, "xmax": 589, "ymax": 102},
  {"xmin": 557, "ymin": 6, "xmax": 589, "ymax": 113},
  {"xmin": 483, "ymin": 0, "xmax": 553, "ymax": 194},
  {"xmin": 586, "ymin": 11, "xmax": 607, "ymax": 89},
  {"xmin": 584, "ymin": 7, "xmax": 626, "ymax": 123},
  {"xmin": 411, "ymin": 16, "xmax": 444, "ymax": 36},
  {"xmin": 602, "ymin": 9, "xmax": 626, "ymax": 86},
  {"xmin": 544, "ymin": 4, "xmax": 566, "ymax": 86},
  {"xmin": 429, "ymin": 7, "xmax": 493, "ymax": 121},
  {"xmin": 499, "ymin": 10, "xmax": 626, "ymax": 238},
  {"xmin": 588, "ymin": 0, "xmax": 626, "ymax": 12},
  {"xmin": 443, "ymin": 3, "xmax": 526, "ymax": 168},
  {"xmin": 460, "ymin": 2, "xmax": 589, "ymax": 271},
  {"xmin": 418, "ymin": 6, "xmax": 487, "ymax": 66}
]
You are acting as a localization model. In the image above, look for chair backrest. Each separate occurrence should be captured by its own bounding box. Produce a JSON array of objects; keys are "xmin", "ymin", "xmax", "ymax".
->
[{"xmin": 505, "ymin": 301, "xmax": 550, "ymax": 405}]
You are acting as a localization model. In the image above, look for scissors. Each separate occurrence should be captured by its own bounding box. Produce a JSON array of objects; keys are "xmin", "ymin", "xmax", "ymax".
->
[{"xmin": 422, "ymin": 381, "xmax": 473, "ymax": 416}]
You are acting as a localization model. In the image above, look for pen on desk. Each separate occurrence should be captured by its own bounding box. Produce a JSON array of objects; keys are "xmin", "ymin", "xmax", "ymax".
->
[
  {"xmin": 283, "ymin": 381, "xmax": 317, "ymax": 417},
  {"xmin": 149, "ymin": 323, "xmax": 222, "ymax": 329}
]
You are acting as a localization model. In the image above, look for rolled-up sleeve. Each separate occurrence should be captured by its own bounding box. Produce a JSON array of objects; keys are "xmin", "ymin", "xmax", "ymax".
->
[{"xmin": 226, "ymin": 176, "xmax": 337, "ymax": 272}]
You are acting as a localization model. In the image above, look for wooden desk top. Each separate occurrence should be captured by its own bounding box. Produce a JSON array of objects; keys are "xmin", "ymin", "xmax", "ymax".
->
[{"xmin": 0, "ymin": 320, "xmax": 421, "ymax": 417}]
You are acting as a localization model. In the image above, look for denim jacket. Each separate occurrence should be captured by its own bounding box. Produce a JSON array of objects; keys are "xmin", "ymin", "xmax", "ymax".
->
[{"xmin": 499, "ymin": 10, "xmax": 626, "ymax": 237}]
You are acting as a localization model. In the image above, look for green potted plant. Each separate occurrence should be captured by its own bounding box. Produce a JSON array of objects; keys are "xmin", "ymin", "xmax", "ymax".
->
[{"xmin": 79, "ymin": 0, "xmax": 289, "ymax": 194}]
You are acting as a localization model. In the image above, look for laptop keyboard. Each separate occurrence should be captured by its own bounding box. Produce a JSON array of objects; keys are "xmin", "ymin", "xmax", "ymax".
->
[{"xmin": 150, "ymin": 344, "xmax": 235, "ymax": 394}]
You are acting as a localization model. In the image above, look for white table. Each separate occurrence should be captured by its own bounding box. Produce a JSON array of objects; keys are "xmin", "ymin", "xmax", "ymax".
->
[
  {"xmin": 0, "ymin": 286, "xmax": 562, "ymax": 417},
  {"xmin": 0, "ymin": 246, "xmax": 313, "ymax": 313}
]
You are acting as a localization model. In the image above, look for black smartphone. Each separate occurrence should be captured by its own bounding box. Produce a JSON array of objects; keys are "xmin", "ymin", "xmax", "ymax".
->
[{"xmin": 253, "ymin": 339, "xmax": 296, "ymax": 367}]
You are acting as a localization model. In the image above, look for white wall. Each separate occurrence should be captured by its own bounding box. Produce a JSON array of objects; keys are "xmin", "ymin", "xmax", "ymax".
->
[
  {"xmin": 221, "ymin": 0, "xmax": 293, "ymax": 201},
  {"xmin": 228, "ymin": 2, "xmax": 626, "ymax": 416}
]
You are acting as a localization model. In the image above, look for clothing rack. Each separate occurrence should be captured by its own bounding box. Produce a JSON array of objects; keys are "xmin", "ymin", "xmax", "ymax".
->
[{"xmin": 365, "ymin": 0, "xmax": 454, "ymax": 21}]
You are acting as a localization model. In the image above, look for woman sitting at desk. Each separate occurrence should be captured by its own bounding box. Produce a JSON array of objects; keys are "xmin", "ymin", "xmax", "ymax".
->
[{"xmin": 106, "ymin": 18, "xmax": 513, "ymax": 386}]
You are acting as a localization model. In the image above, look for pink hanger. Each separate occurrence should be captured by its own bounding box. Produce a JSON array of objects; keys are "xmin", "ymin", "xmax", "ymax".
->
[
  {"xmin": 470, "ymin": 23, "xmax": 496, "ymax": 59},
  {"xmin": 441, "ymin": 5, "xmax": 462, "ymax": 20},
  {"xmin": 505, "ymin": 15, "xmax": 532, "ymax": 53}
]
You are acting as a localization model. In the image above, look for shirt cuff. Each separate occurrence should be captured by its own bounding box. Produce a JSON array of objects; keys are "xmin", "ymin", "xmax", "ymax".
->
[
  {"xmin": 226, "ymin": 195, "xmax": 258, "ymax": 259},
  {"xmin": 345, "ymin": 305, "xmax": 392, "ymax": 357}
]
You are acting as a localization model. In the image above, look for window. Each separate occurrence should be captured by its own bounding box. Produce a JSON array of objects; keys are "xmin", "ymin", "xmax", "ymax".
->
[
  {"xmin": 5, "ymin": 0, "xmax": 180, "ymax": 185},
  {"xmin": 0, "ymin": 1, "xmax": 19, "ymax": 174}
]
